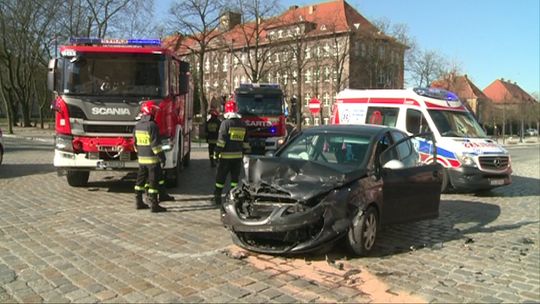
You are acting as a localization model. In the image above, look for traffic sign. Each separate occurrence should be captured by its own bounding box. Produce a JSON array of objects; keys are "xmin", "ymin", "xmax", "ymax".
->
[{"xmin": 308, "ymin": 98, "xmax": 321, "ymax": 115}]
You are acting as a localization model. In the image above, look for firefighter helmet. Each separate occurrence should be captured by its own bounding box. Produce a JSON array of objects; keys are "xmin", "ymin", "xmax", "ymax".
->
[
  {"xmin": 224, "ymin": 100, "xmax": 238, "ymax": 114},
  {"xmin": 141, "ymin": 101, "xmax": 159, "ymax": 116}
]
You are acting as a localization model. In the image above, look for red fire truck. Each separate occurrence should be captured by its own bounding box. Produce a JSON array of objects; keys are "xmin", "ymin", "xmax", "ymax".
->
[
  {"xmin": 47, "ymin": 38, "xmax": 193, "ymax": 187},
  {"xmin": 233, "ymin": 83, "xmax": 288, "ymax": 154}
]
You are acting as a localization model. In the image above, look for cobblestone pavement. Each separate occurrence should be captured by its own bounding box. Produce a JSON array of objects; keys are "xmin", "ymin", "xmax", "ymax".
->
[{"xmin": 0, "ymin": 130, "xmax": 539, "ymax": 303}]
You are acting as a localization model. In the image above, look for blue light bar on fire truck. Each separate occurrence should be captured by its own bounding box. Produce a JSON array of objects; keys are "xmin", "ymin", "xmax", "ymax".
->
[
  {"xmin": 413, "ymin": 87, "xmax": 459, "ymax": 101},
  {"xmin": 69, "ymin": 37, "xmax": 161, "ymax": 46},
  {"xmin": 239, "ymin": 83, "xmax": 281, "ymax": 89}
]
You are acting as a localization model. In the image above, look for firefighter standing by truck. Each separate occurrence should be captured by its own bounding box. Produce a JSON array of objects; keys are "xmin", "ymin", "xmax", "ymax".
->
[
  {"xmin": 206, "ymin": 109, "xmax": 221, "ymax": 167},
  {"xmin": 213, "ymin": 100, "xmax": 250, "ymax": 205},
  {"xmin": 133, "ymin": 101, "xmax": 167, "ymax": 213}
]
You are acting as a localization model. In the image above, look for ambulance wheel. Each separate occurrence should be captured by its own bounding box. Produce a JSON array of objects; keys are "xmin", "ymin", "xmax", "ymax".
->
[{"xmin": 66, "ymin": 171, "xmax": 89, "ymax": 187}]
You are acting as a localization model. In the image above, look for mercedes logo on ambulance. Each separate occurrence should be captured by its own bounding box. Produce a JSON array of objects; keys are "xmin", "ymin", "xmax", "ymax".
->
[{"xmin": 493, "ymin": 158, "xmax": 502, "ymax": 168}]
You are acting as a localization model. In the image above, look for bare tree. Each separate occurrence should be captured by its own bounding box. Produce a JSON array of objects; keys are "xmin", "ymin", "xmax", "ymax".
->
[
  {"xmin": 168, "ymin": 0, "xmax": 223, "ymax": 115},
  {"xmin": 221, "ymin": 0, "xmax": 281, "ymax": 83},
  {"xmin": 409, "ymin": 49, "xmax": 447, "ymax": 87},
  {"xmin": 84, "ymin": 0, "xmax": 131, "ymax": 38},
  {"xmin": 0, "ymin": 0, "xmax": 61, "ymax": 131}
]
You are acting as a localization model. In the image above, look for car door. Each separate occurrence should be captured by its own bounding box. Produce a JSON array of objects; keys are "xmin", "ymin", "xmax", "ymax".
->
[{"xmin": 379, "ymin": 131, "xmax": 442, "ymax": 224}]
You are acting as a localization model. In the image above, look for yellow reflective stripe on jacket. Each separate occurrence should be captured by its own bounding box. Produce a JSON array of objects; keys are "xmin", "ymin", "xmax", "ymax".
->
[
  {"xmin": 138, "ymin": 156, "xmax": 159, "ymax": 164},
  {"xmin": 148, "ymin": 188, "xmax": 159, "ymax": 194},
  {"xmin": 217, "ymin": 140, "xmax": 226, "ymax": 147},
  {"xmin": 135, "ymin": 130, "xmax": 151, "ymax": 146},
  {"xmin": 229, "ymin": 127, "xmax": 246, "ymax": 141},
  {"xmin": 152, "ymin": 145, "xmax": 163, "ymax": 154},
  {"xmin": 220, "ymin": 152, "xmax": 243, "ymax": 159},
  {"xmin": 134, "ymin": 185, "xmax": 145, "ymax": 191}
]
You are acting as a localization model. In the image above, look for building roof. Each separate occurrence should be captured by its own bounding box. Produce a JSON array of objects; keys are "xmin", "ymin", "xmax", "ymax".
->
[
  {"xmin": 483, "ymin": 79, "xmax": 536, "ymax": 104},
  {"xmin": 431, "ymin": 74, "xmax": 488, "ymax": 100},
  {"xmin": 163, "ymin": 0, "xmax": 389, "ymax": 55}
]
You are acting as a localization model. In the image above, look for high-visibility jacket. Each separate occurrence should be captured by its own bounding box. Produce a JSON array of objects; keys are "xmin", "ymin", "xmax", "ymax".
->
[
  {"xmin": 215, "ymin": 118, "xmax": 250, "ymax": 159},
  {"xmin": 206, "ymin": 116, "xmax": 221, "ymax": 144},
  {"xmin": 133, "ymin": 115, "xmax": 164, "ymax": 164}
]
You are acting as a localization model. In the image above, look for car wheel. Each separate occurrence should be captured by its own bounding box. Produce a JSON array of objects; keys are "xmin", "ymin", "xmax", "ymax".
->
[
  {"xmin": 66, "ymin": 171, "xmax": 89, "ymax": 187},
  {"xmin": 347, "ymin": 206, "xmax": 378, "ymax": 256},
  {"xmin": 441, "ymin": 168, "xmax": 450, "ymax": 193},
  {"xmin": 0, "ymin": 146, "xmax": 3, "ymax": 165}
]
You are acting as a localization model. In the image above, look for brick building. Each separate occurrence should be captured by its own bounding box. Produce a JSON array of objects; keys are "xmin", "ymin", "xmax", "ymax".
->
[{"xmin": 167, "ymin": 0, "xmax": 406, "ymax": 125}]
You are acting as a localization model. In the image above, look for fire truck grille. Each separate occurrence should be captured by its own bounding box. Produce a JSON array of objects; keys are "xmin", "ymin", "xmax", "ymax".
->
[
  {"xmin": 83, "ymin": 125, "xmax": 134, "ymax": 134},
  {"xmin": 478, "ymin": 156, "xmax": 509, "ymax": 171}
]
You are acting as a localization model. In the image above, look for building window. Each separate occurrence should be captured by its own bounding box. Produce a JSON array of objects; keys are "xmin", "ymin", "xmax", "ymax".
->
[
  {"xmin": 292, "ymin": 71, "xmax": 298, "ymax": 84},
  {"xmin": 223, "ymin": 56, "xmax": 228, "ymax": 72},
  {"xmin": 233, "ymin": 55, "xmax": 239, "ymax": 66},
  {"xmin": 276, "ymin": 72, "xmax": 281, "ymax": 83},
  {"xmin": 283, "ymin": 73, "xmax": 288, "ymax": 85},
  {"xmin": 223, "ymin": 80, "xmax": 228, "ymax": 92},
  {"xmin": 205, "ymin": 81, "xmax": 210, "ymax": 92},
  {"xmin": 378, "ymin": 45, "xmax": 385, "ymax": 58},
  {"xmin": 324, "ymin": 67, "xmax": 330, "ymax": 82},
  {"xmin": 323, "ymin": 92, "xmax": 330, "ymax": 107},
  {"xmin": 204, "ymin": 58, "xmax": 210, "ymax": 73},
  {"xmin": 241, "ymin": 53, "xmax": 246, "ymax": 64},
  {"xmin": 234, "ymin": 76, "xmax": 239, "ymax": 88},
  {"xmin": 275, "ymin": 52, "xmax": 280, "ymax": 63},
  {"xmin": 305, "ymin": 46, "xmax": 311, "ymax": 59},
  {"xmin": 213, "ymin": 57, "xmax": 219, "ymax": 72},
  {"xmin": 304, "ymin": 93, "xmax": 311, "ymax": 107},
  {"xmin": 241, "ymin": 75, "xmax": 246, "ymax": 84},
  {"xmin": 305, "ymin": 69, "xmax": 311, "ymax": 83},
  {"xmin": 278, "ymin": 30, "xmax": 283, "ymax": 38},
  {"xmin": 361, "ymin": 44, "xmax": 367, "ymax": 57},
  {"xmin": 324, "ymin": 43, "xmax": 330, "ymax": 57}
]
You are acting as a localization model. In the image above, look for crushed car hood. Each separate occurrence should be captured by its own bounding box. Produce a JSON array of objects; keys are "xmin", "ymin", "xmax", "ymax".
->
[{"xmin": 244, "ymin": 157, "xmax": 366, "ymax": 202}]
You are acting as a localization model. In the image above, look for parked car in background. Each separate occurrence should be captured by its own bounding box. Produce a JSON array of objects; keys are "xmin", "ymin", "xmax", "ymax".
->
[
  {"xmin": 0, "ymin": 127, "xmax": 4, "ymax": 165},
  {"xmin": 525, "ymin": 128, "xmax": 539, "ymax": 136},
  {"xmin": 222, "ymin": 124, "xmax": 442, "ymax": 256}
]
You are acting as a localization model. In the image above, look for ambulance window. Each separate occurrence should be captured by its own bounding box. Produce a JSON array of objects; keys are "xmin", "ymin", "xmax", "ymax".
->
[
  {"xmin": 366, "ymin": 107, "xmax": 399, "ymax": 127},
  {"xmin": 406, "ymin": 109, "xmax": 430, "ymax": 134}
]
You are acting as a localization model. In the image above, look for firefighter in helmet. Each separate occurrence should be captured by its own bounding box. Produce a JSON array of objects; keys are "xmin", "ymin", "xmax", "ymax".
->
[
  {"xmin": 213, "ymin": 100, "xmax": 250, "ymax": 205},
  {"xmin": 205, "ymin": 108, "xmax": 222, "ymax": 167},
  {"xmin": 133, "ymin": 101, "xmax": 167, "ymax": 212}
]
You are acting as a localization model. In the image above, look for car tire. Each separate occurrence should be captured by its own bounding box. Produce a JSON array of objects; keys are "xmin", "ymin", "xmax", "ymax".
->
[
  {"xmin": 66, "ymin": 171, "xmax": 89, "ymax": 187},
  {"xmin": 0, "ymin": 145, "xmax": 3, "ymax": 165},
  {"xmin": 441, "ymin": 168, "xmax": 450, "ymax": 193},
  {"xmin": 347, "ymin": 206, "xmax": 378, "ymax": 256}
]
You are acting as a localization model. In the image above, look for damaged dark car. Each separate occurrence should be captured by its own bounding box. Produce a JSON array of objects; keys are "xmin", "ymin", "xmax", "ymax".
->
[{"xmin": 221, "ymin": 125, "xmax": 442, "ymax": 256}]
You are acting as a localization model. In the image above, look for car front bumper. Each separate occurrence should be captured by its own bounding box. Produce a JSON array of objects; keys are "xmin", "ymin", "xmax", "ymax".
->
[
  {"xmin": 448, "ymin": 166, "xmax": 512, "ymax": 191},
  {"xmin": 221, "ymin": 198, "xmax": 349, "ymax": 254}
]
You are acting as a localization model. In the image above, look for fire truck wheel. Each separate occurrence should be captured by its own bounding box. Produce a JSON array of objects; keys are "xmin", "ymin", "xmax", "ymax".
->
[
  {"xmin": 165, "ymin": 148, "xmax": 183, "ymax": 188},
  {"xmin": 182, "ymin": 136, "xmax": 191, "ymax": 167},
  {"xmin": 66, "ymin": 171, "xmax": 89, "ymax": 187}
]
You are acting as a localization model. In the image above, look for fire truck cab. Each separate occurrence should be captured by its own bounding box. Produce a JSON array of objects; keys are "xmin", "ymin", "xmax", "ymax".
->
[
  {"xmin": 331, "ymin": 87, "xmax": 512, "ymax": 192},
  {"xmin": 48, "ymin": 38, "xmax": 193, "ymax": 187},
  {"xmin": 233, "ymin": 83, "xmax": 287, "ymax": 154}
]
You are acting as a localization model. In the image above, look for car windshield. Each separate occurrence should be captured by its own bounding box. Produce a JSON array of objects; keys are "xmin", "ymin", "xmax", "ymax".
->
[
  {"xmin": 61, "ymin": 53, "xmax": 166, "ymax": 98},
  {"xmin": 236, "ymin": 94, "xmax": 283, "ymax": 116},
  {"xmin": 278, "ymin": 132, "xmax": 371, "ymax": 171},
  {"xmin": 428, "ymin": 110, "xmax": 487, "ymax": 138}
]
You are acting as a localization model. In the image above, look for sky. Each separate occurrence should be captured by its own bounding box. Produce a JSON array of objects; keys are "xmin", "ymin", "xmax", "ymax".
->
[{"xmin": 155, "ymin": 0, "xmax": 540, "ymax": 95}]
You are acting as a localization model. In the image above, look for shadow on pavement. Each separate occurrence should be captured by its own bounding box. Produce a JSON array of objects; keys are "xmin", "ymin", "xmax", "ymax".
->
[
  {"xmin": 473, "ymin": 175, "xmax": 540, "ymax": 198},
  {"xmin": 290, "ymin": 199, "xmax": 537, "ymax": 261},
  {"xmin": 0, "ymin": 163, "xmax": 55, "ymax": 178}
]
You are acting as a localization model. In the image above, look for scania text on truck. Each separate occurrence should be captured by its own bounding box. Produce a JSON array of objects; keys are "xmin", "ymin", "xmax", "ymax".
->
[
  {"xmin": 47, "ymin": 38, "xmax": 193, "ymax": 187},
  {"xmin": 331, "ymin": 87, "xmax": 512, "ymax": 192},
  {"xmin": 233, "ymin": 83, "xmax": 287, "ymax": 154}
]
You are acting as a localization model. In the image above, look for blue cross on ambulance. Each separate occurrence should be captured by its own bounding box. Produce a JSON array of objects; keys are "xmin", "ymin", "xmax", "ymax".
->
[{"xmin": 330, "ymin": 87, "xmax": 511, "ymax": 192}]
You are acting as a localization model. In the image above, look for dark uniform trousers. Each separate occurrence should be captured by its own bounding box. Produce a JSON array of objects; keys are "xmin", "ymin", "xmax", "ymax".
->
[
  {"xmin": 134, "ymin": 164, "xmax": 161, "ymax": 196},
  {"xmin": 215, "ymin": 158, "xmax": 242, "ymax": 190}
]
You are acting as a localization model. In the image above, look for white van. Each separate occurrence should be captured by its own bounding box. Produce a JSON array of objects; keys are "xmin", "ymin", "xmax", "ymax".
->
[{"xmin": 331, "ymin": 87, "xmax": 512, "ymax": 192}]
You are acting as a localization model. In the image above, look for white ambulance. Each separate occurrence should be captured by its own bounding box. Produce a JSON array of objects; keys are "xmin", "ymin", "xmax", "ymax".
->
[{"xmin": 331, "ymin": 87, "xmax": 512, "ymax": 192}]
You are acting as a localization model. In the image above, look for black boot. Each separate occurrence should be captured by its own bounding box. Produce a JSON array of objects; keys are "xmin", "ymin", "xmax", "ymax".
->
[
  {"xmin": 210, "ymin": 158, "xmax": 216, "ymax": 167},
  {"xmin": 159, "ymin": 190, "xmax": 175, "ymax": 202},
  {"xmin": 135, "ymin": 193, "xmax": 149, "ymax": 210},
  {"xmin": 213, "ymin": 189, "xmax": 222, "ymax": 205},
  {"xmin": 149, "ymin": 194, "xmax": 167, "ymax": 213}
]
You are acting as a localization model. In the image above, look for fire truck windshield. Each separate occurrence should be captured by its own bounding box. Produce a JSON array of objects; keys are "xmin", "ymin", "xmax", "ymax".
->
[
  {"xmin": 61, "ymin": 53, "xmax": 166, "ymax": 98},
  {"xmin": 236, "ymin": 94, "xmax": 283, "ymax": 116}
]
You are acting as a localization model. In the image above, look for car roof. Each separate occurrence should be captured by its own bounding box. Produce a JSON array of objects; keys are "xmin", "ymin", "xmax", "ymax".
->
[{"xmin": 301, "ymin": 124, "xmax": 398, "ymax": 137}]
